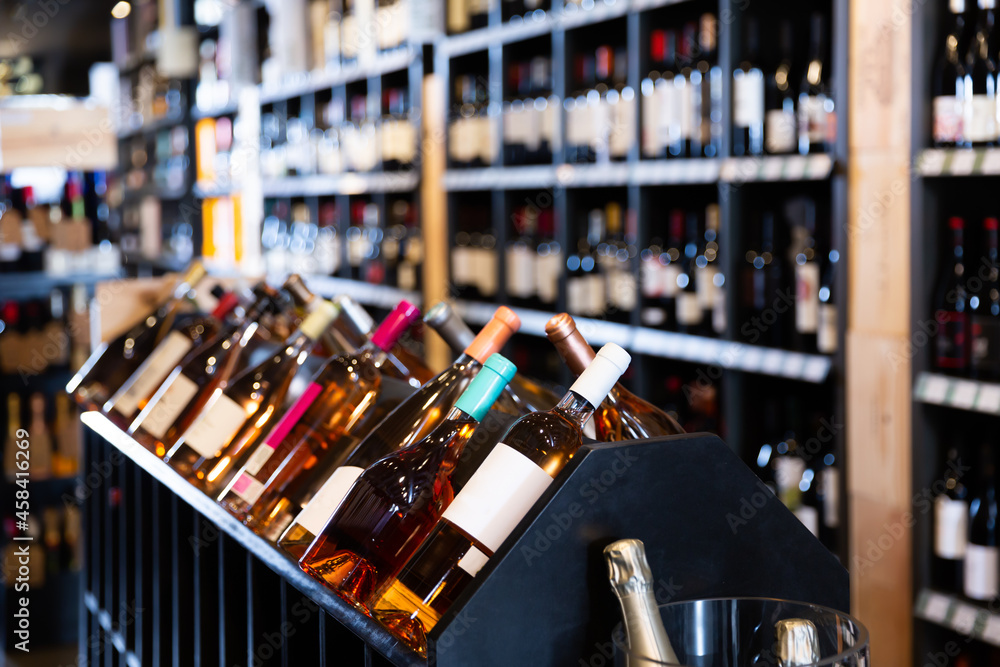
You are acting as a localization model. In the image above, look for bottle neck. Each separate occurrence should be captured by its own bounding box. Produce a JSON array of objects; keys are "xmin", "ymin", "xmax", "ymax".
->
[
  {"xmin": 554, "ymin": 391, "xmax": 597, "ymax": 427},
  {"xmin": 616, "ymin": 589, "xmax": 675, "ymax": 664}
]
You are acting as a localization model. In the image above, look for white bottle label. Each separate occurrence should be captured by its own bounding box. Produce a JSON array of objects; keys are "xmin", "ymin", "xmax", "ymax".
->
[
  {"xmin": 933, "ymin": 95, "xmax": 963, "ymax": 144},
  {"xmin": 296, "ymin": 465, "xmax": 365, "ymax": 535},
  {"xmin": 113, "ymin": 331, "xmax": 193, "ymax": 416},
  {"xmin": 712, "ymin": 286, "xmax": 727, "ymax": 334},
  {"xmin": 610, "ymin": 95, "xmax": 636, "ymax": 158},
  {"xmin": 609, "ymin": 267, "xmax": 638, "ymax": 311},
  {"xmin": 966, "ymin": 94, "xmax": 998, "ymax": 143},
  {"xmin": 242, "ymin": 443, "xmax": 276, "ymax": 477},
  {"xmin": 822, "ymin": 466, "xmax": 840, "ymax": 528},
  {"xmin": 676, "ymin": 292, "xmax": 702, "ymax": 326},
  {"xmin": 794, "ymin": 505, "xmax": 819, "ymax": 537},
  {"xmin": 934, "ymin": 496, "xmax": 969, "ymax": 559},
  {"xmin": 230, "ymin": 472, "xmax": 266, "ymax": 505},
  {"xmin": 476, "ymin": 247, "xmax": 499, "ymax": 297},
  {"xmin": 536, "ymin": 249, "xmax": 562, "ymax": 304},
  {"xmin": 964, "ymin": 543, "xmax": 1000, "ymax": 600},
  {"xmin": 586, "ymin": 274, "xmax": 606, "ymax": 316},
  {"xmin": 641, "ymin": 87, "xmax": 660, "ymax": 157},
  {"xmin": 567, "ymin": 276, "xmax": 587, "ymax": 315},
  {"xmin": 661, "ymin": 263, "xmax": 681, "ymax": 298},
  {"xmin": 765, "ymin": 108, "xmax": 797, "ymax": 153},
  {"xmin": 181, "ymin": 392, "xmax": 248, "ymax": 459},
  {"xmin": 733, "ymin": 70, "xmax": 764, "ymax": 128},
  {"xmin": 451, "ymin": 245, "xmax": 470, "ymax": 287},
  {"xmin": 505, "ymin": 244, "xmax": 537, "ymax": 298},
  {"xmin": 140, "ymin": 372, "xmax": 200, "ymax": 439},
  {"xmin": 676, "ymin": 77, "xmax": 694, "ymax": 140},
  {"xmin": 818, "ymin": 303, "xmax": 838, "ymax": 354},
  {"xmin": 398, "ymin": 261, "xmax": 418, "ymax": 291},
  {"xmin": 799, "ymin": 94, "xmax": 829, "ymax": 144},
  {"xmin": 696, "ymin": 264, "xmax": 719, "ymax": 309},
  {"xmin": 655, "ymin": 79, "xmax": 677, "ymax": 148},
  {"xmin": 641, "ymin": 257, "xmax": 662, "ymax": 298},
  {"xmin": 795, "ymin": 262, "xmax": 820, "ymax": 334},
  {"xmin": 442, "ymin": 443, "xmax": 554, "ymax": 576}
]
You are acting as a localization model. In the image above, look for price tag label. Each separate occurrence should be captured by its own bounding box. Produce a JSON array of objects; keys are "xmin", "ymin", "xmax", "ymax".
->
[
  {"xmin": 762, "ymin": 158, "xmax": 784, "ymax": 181},
  {"xmin": 802, "ymin": 357, "xmax": 829, "ymax": 382},
  {"xmin": 922, "ymin": 592, "xmax": 951, "ymax": 623},
  {"xmin": 952, "ymin": 603, "xmax": 979, "ymax": 635},
  {"xmin": 919, "ymin": 150, "xmax": 946, "ymax": 176},
  {"xmin": 784, "ymin": 156, "xmax": 807, "ymax": 180},
  {"xmin": 808, "ymin": 154, "xmax": 832, "ymax": 178},
  {"xmin": 921, "ymin": 374, "xmax": 952, "ymax": 404},
  {"xmin": 982, "ymin": 615, "xmax": 1000, "ymax": 644},
  {"xmin": 951, "ymin": 150, "xmax": 977, "ymax": 175},
  {"xmin": 977, "ymin": 384, "xmax": 1000, "ymax": 413},
  {"xmin": 740, "ymin": 347, "xmax": 764, "ymax": 372},
  {"xmin": 783, "ymin": 353, "xmax": 806, "ymax": 378},
  {"xmin": 982, "ymin": 150, "xmax": 1000, "ymax": 175},
  {"xmin": 762, "ymin": 350, "xmax": 784, "ymax": 375},
  {"xmin": 951, "ymin": 380, "xmax": 979, "ymax": 409}
]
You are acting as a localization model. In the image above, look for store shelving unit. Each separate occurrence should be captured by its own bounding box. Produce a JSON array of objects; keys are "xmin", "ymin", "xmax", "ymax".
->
[
  {"xmin": 908, "ymin": 0, "xmax": 1000, "ymax": 659},
  {"xmin": 435, "ymin": 0, "xmax": 850, "ymax": 560}
]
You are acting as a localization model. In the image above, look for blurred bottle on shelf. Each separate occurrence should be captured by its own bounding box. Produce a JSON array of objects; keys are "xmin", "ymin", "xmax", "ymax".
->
[
  {"xmin": 933, "ymin": 443, "xmax": 969, "ymax": 592},
  {"xmin": 448, "ymin": 74, "xmax": 496, "ymax": 168},
  {"xmin": 566, "ymin": 206, "xmax": 606, "ymax": 319},
  {"xmin": 733, "ymin": 17, "xmax": 764, "ymax": 157},
  {"xmin": 932, "ymin": 0, "xmax": 969, "ymax": 147},
  {"xmin": 934, "ymin": 216, "xmax": 972, "ymax": 374},
  {"xmin": 503, "ymin": 55, "xmax": 557, "ymax": 166},
  {"xmin": 798, "ymin": 13, "xmax": 835, "ymax": 154},
  {"xmin": 964, "ymin": 444, "xmax": 998, "ymax": 601},
  {"xmin": 971, "ymin": 217, "xmax": 1000, "ymax": 379},
  {"xmin": 765, "ymin": 19, "xmax": 797, "ymax": 155}
]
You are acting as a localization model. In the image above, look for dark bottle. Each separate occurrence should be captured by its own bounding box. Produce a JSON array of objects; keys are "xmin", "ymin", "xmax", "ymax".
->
[
  {"xmin": 744, "ymin": 211, "xmax": 785, "ymax": 347},
  {"xmin": 934, "ymin": 217, "xmax": 971, "ymax": 373},
  {"xmin": 964, "ymin": 0, "xmax": 999, "ymax": 146},
  {"xmin": 765, "ymin": 19, "xmax": 797, "ymax": 155},
  {"xmin": 964, "ymin": 446, "xmax": 998, "ymax": 601},
  {"xmin": 797, "ymin": 13, "xmax": 834, "ymax": 154},
  {"xmin": 675, "ymin": 211, "xmax": 704, "ymax": 335},
  {"xmin": 933, "ymin": 0, "xmax": 969, "ymax": 147},
  {"xmin": 972, "ymin": 217, "xmax": 1000, "ymax": 379},
  {"xmin": 733, "ymin": 17, "xmax": 764, "ymax": 156},
  {"xmin": 933, "ymin": 445, "xmax": 969, "ymax": 592},
  {"xmin": 697, "ymin": 14, "xmax": 723, "ymax": 158}
]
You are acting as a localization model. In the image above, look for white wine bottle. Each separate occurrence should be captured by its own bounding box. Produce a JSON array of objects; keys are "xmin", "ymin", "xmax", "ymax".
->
[{"xmin": 604, "ymin": 539, "xmax": 678, "ymax": 667}]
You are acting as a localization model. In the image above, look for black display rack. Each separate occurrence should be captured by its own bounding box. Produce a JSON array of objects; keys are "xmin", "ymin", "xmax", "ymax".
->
[{"xmin": 78, "ymin": 410, "xmax": 847, "ymax": 667}]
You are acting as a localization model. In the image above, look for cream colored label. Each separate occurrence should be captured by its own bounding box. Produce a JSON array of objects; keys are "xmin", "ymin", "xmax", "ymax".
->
[
  {"xmin": 675, "ymin": 292, "xmax": 702, "ymax": 326},
  {"xmin": 796, "ymin": 262, "xmax": 820, "ymax": 334},
  {"xmin": 113, "ymin": 332, "xmax": 193, "ymax": 416},
  {"xmin": 141, "ymin": 372, "xmax": 199, "ymax": 439},
  {"xmin": 297, "ymin": 465, "xmax": 364, "ymax": 534},
  {"xmin": 242, "ymin": 443, "xmax": 275, "ymax": 477},
  {"xmin": 506, "ymin": 244, "xmax": 536, "ymax": 298},
  {"xmin": 935, "ymin": 496, "xmax": 968, "ymax": 559},
  {"xmin": 696, "ymin": 265, "xmax": 719, "ymax": 309},
  {"xmin": 536, "ymin": 249, "xmax": 562, "ymax": 304},
  {"xmin": 818, "ymin": 303, "xmax": 837, "ymax": 353},
  {"xmin": 661, "ymin": 264, "xmax": 681, "ymax": 297},
  {"xmin": 181, "ymin": 393, "xmax": 247, "ymax": 458},
  {"xmin": 965, "ymin": 544, "xmax": 1000, "ymax": 600},
  {"xmin": 442, "ymin": 444, "xmax": 553, "ymax": 576},
  {"xmin": 457, "ymin": 545, "xmax": 490, "ymax": 576}
]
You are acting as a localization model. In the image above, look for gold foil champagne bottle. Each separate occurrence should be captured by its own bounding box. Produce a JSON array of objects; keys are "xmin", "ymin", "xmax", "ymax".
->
[{"xmin": 605, "ymin": 538, "xmax": 678, "ymax": 667}]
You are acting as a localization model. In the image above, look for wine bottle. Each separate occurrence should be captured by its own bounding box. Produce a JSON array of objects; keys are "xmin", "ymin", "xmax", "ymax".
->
[
  {"xmin": 797, "ymin": 13, "xmax": 834, "ymax": 154},
  {"xmin": 283, "ymin": 274, "xmax": 356, "ymax": 357},
  {"xmin": 370, "ymin": 344, "xmax": 631, "ymax": 653},
  {"xmin": 733, "ymin": 17, "xmax": 764, "ymax": 156},
  {"xmin": 675, "ymin": 211, "xmax": 704, "ymax": 335},
  {"xmin": 817, "ymin": 249, "xmax": 839, "ymax": 354},
  {"xmin": 765, "ymin": 19, "xmax": 797, "ymax": 155},
  {"xmin": 130, "ymin": 286, "xmax": 278, "ymax": 457},
  {"xmin": 971, "ymin": 217, "xmax": 1000, "ymax": 379},
  {"xmin": 53, "ymin": 393, "xmax": 81, "ymax": 478},
  {"xmin": 698, "ymin": 14, "xmax": 723, "ymax": 158},
  {"xmin": 933, "ymin": 445, "xmax": 969, "ymax": 592},
  {"xmin": 299, "ymin": 354, "xmax": 517, "ymax": 607},
  {"xmin": 105, "ymin": 288, "xmax": 241, "ymax": 424},
  {"xmin": 792, "ymin": 200, "xmax": 820, "ymax": 353},
  {"xmin": 604, "ymin": 539, "xmax": 678, "ymax": 665},
  {"xmin": 964, "ymin": 0, "xmax": 999, "ymax": 147},
  {"xmin": 219, "ymin": 301, "xmax": 422, "ymax": 530},
  {"xmin": 276, "ymin": 306, "xmax": 522, "ymax": 559},
  {"xmin": 964, "ymin": 446, "xmax": 998, "ymax": 601},
  {"xmin": 545, "ymin": 313, "xmax": 684, "ymax": 440},
  {"xmin": 933, "ymin": 0, "xmax": 969, "ymax": 147},
  {"xmin": 66, "ymin": 261, "xmax": 207, "ymax": 410},
  {"xmin": 424, "ymin": 302, "xmax": 560, "ymax": 415},
  {"xmin": 4, "ymin": 394, "xmax": 21, "ymax": 480},
  {"xmin": 165, "ymin": 300, "xmax": 340, "ymax": 494},
  {"xmin": 28, "ymin": 393, "xmax": 52, "ymax": 480},
  {"xmin": 699, "ymin": 204, "xmax": 725, "ymax": 335},
  {"xmin": 934, "ymin": 217, "xmax": 971, "ymax": 373}
]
